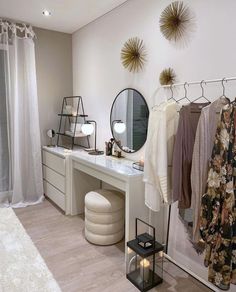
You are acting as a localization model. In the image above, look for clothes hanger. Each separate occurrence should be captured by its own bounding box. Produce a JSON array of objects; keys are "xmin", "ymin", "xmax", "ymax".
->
[
  {"xmin": 192, "ymin": 80, "xmax": 211, "ymax": 104},
  {"xmin": 166, "ymin": 84, "xmax": 183, "ymax": 112},
  {"xmin": 189, "ymin": 80, "xmax": 211, "ymax": 113},
  {"xmin": 223, "ymin": 77, "xmax": 236, "ymax": 104},
  {"xmin": 176, "ymin": 82, "xmax": 191, "ymax": 103},
  {"xmin": 151, "ymin": 84, "xmax": 172, "ymax": 110},
  {"xmin": 220, "ymin": 77, "xmax": 230, "ymax": 104},
  {"xmin": 167, "ymin": 84, "xmax": 176, "ymax": 101},
  {"xmin": 214, "ymin": 78, "xmax": 230, "ymax": 113}
]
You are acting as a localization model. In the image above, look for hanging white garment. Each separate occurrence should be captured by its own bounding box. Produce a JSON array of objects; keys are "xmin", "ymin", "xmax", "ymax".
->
[
  {"xmin": 143, "ymin": 100, "xmax": 179, "ymax": 212},
  {"xmin": 0, "ymin": 20, "xmax": 43, "ymax": 207}
]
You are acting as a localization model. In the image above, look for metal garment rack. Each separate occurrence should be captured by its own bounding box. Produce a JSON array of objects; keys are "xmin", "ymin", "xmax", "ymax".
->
[
  {"xmin": 161, "ymin": 76, "xmax": 236, "ymax": 250},
  {"xmin": 157, "ymin": 76, "xmax": 236, "ymax": 292},
  {"xmin": 160, "ymin": 76, "xmax": 236, "ymax": 89}
]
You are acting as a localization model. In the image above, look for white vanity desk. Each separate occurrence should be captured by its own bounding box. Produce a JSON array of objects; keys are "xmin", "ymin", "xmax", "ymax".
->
[
  {"xmin": 67, "ymin": 151, "xmax": 149, "ymax": 246},
  {"xmin": 42, "ymin": 146, "xmax": 149, "ymax": 251}
]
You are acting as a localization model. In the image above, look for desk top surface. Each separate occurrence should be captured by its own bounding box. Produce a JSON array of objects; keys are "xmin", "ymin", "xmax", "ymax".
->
[{"xmin": 43, "ymin": 146, "xmax": 143, "ymax": 178}]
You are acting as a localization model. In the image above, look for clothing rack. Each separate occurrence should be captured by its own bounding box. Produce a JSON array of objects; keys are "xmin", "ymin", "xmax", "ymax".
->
[
  {"xmin": 160, "ymin": 76, "xmax": 236, "ymax": 89},
  {"xmin": 161, "ymin": 75, "xmax": 236, "ymax": 252},
  {"xmin": 160, "ymin": 77, "xmax": 236, "ymax": 291}
]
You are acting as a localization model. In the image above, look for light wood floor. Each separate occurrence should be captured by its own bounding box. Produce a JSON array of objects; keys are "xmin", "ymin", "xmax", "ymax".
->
[{"xmin": 15, "ymin": 199, "xmax": 212, "ymax": 292}]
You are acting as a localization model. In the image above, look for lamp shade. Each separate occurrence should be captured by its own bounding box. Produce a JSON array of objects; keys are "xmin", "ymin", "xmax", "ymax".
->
[
  {"xmin": 81, "ymin": 123, "xmax": 94, "ymax": 135},
  {"xmin": 114, "ymin": 122, "xmax": 126, "ymax": 134}
]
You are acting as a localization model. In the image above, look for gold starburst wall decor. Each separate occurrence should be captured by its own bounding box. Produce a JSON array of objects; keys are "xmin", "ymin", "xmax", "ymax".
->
[
  {"xmin": 159, "ymin": 68, "xmax": 177, "ymax": 85},
  {"xmin": 159, "ymin": 1, "xmax": 195, "ymax": 45},
  {"xmin": 121, "ymin": 37, "xmax": 147, "ymax": 73}
]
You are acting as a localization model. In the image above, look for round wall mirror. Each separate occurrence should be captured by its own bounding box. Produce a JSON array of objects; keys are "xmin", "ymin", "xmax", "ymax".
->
[{"xmin": 110, "ymin": 88, "xmax": 149, "ymax": 153}]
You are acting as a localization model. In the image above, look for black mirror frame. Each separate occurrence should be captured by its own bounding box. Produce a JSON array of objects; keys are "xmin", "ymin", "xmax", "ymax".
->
[{"xmin": 110, "ymin": 88, "xmax": 149, "ymax": 153}]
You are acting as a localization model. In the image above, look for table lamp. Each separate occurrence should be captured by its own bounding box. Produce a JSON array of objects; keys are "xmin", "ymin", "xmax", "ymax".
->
[{"xmin": 82, "ymin": 120, "xmax": 104, "ymax": 155}]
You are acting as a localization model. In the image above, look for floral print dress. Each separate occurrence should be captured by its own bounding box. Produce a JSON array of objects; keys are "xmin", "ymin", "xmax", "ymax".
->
[{"xmin": 200, "ymin": 104, "xmax": 236, "ymax": 290}]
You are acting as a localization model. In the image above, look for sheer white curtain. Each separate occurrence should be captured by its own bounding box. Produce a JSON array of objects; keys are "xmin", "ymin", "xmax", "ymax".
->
[{"xmin": 0, "ymin": 20, "xmax": 43, "ymax": 207}]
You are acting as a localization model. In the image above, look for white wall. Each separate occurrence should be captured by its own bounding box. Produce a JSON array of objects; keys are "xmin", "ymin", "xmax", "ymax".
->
[
  {"xmin": 72, "ymin": 0, "xmax": 236, "ymax": 159},
  {"xmin": 72, "ymin": 2, "xmax": 236, "ymax": 288},
  {"xmin": 35, "ymin": 28, "xmax": 73, "ymax": 146}
]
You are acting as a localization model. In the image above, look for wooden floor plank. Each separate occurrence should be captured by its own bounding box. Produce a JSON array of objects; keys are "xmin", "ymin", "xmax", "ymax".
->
[{"xmin": 14, "ymin": 199, "xmax": 212, "ymax": 292}]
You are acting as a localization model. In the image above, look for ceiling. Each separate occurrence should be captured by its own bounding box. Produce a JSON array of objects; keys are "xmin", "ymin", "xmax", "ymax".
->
[{"xmin": 0, "ymin": 0, "xmax": 129, "ymax": 33}]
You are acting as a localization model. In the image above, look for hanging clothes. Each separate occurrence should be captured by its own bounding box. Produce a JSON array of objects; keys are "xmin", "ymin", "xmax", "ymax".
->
[
  {"xmin": 144, "ymin": 100, "xmax": 179, "ymax": 212},
  {"xmin": 200, "ymin": 104, "xmax": 236, "ymax": 290},
  {"xmin": 172, "ymin": 102, "xmax": 210, "ymax": 209},
  {"xmin": 191, "ymin": 98, "xmax": 228, "ymax": 243}
]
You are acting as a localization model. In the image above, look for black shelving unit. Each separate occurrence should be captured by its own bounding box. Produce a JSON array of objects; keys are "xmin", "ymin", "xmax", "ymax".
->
[{"xmin": 57, "ymin": 96, "xmax": 90, "ymax": 149}]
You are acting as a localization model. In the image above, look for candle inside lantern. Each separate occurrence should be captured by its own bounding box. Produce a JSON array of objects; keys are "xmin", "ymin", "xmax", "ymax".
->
[
  {"xmin": 159, "ymin": 251, "xmax": 164, "ymax": 258},
  {"xmin": 127, "ymin": 247, "xmax": 133, "ymax": 254},
  {"xmin": 140, "ymin": 258, "xmax": 150, "ymax": 282},
  {"xmin": 139, "ymin": 156, "xmax": 144, "ymax": 167}
]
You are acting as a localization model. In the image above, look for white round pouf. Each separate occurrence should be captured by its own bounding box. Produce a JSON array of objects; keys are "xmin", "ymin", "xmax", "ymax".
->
[{"xmin": 84, "ymin": 189, "xmax": 125, "ymax": 245}]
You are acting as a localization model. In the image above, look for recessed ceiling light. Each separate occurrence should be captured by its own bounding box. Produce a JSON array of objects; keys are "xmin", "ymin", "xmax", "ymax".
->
[{"xmin": 42, "ymin": 10, "xmax": 52, "ymax": 16}]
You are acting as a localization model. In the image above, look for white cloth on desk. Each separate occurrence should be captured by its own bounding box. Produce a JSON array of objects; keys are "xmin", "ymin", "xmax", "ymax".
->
[{"xmin": 144, "ymin": 100, "xmax": 179, "ymax": 212}]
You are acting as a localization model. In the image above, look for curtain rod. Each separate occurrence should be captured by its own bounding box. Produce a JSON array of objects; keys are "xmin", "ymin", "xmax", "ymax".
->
[{"xmin": 160, "ymin": 76, "xmax": 236, "ymax": 88}]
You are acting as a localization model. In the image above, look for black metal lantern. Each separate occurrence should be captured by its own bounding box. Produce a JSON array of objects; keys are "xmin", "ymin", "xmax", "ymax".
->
[{"xmin": 126, "ymin": 218, "xmax": 164, "ymax": 292}]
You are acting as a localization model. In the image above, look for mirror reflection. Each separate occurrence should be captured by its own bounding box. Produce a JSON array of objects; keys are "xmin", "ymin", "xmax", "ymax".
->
[{"xmin": 110, "ymin": 88, "xmax": 149, "ymax": 153}]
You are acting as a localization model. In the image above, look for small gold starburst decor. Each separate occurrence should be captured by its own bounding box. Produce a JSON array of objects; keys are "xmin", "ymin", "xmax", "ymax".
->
[
  {"xmin": 159, "ymin": 68, "xmax": 176, "ymax": 85},
  {"xmin": 159, "ymin": 1, "xmax": 195, "ymax": 45},
  {"xmin": 121, "ymin": 37, "xmax": 147, "ymax": 73}
]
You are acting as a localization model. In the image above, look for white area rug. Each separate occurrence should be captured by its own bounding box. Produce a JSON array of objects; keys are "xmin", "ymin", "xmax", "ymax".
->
[{"xmin": 0, "ymin": 208, "xmax": 61, "ymax": 292}]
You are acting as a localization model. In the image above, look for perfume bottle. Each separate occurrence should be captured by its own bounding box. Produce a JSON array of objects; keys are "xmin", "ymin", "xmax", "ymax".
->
[{"xmin": 105, "ymin": 139, "xmax": 113, "ymax": 156}]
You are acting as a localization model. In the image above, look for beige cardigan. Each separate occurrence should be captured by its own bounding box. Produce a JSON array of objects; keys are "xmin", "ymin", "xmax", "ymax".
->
[{"xmin": 191, "ymin": 98, "xmax": 227, "ymax": 243}]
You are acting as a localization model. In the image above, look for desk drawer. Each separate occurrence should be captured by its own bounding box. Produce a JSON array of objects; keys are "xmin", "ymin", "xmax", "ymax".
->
[
  {"xmin": 43, "ymin": 165, "xmax": 65, "ymax": 193},
  {"xmin": 43, "ymin": 180, "xmax": 65, "ymax": 211},
  {"xmin": 42, "ymin": 150, "xmax": 65, "ymax": 175}
]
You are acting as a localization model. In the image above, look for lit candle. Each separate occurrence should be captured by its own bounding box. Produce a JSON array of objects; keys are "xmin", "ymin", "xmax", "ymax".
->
[
  {"xmin": 139, "ymin": 156, "xmax": 144, "ymax": 167},
  {"xmin": 127, "ymin": 247, "xmax": 133, "ymax": 254},
  {"xmin": 159, "ymin": 251, "xmax": 164, "ymax": 258},
  {"xmin": 140, "ymin": 258, "xmax": 150, "ymax": 282}
]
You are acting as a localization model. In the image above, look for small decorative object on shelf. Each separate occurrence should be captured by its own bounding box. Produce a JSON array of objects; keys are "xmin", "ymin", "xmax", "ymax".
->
[
  {"xmin": 139, "ymin": 156, "xmax": 144, "ymax": 167},
  {"xmin": 105, "ymin": 139, "xmax": 113, "ymax": 156},
  {"xmin": 105, "ymin": 140, "xmax": 112, "ymax": 156},
  {"xmin": 112, "ymin": 139, "xmax": 122, "ymax": 158},
  {"xmin": 105, "ymin": 138, "xmax": 124, "ymax": 158},
  {"xmin": 126, "ymin": 218, "xmax": 164, "ymax": 292}
]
